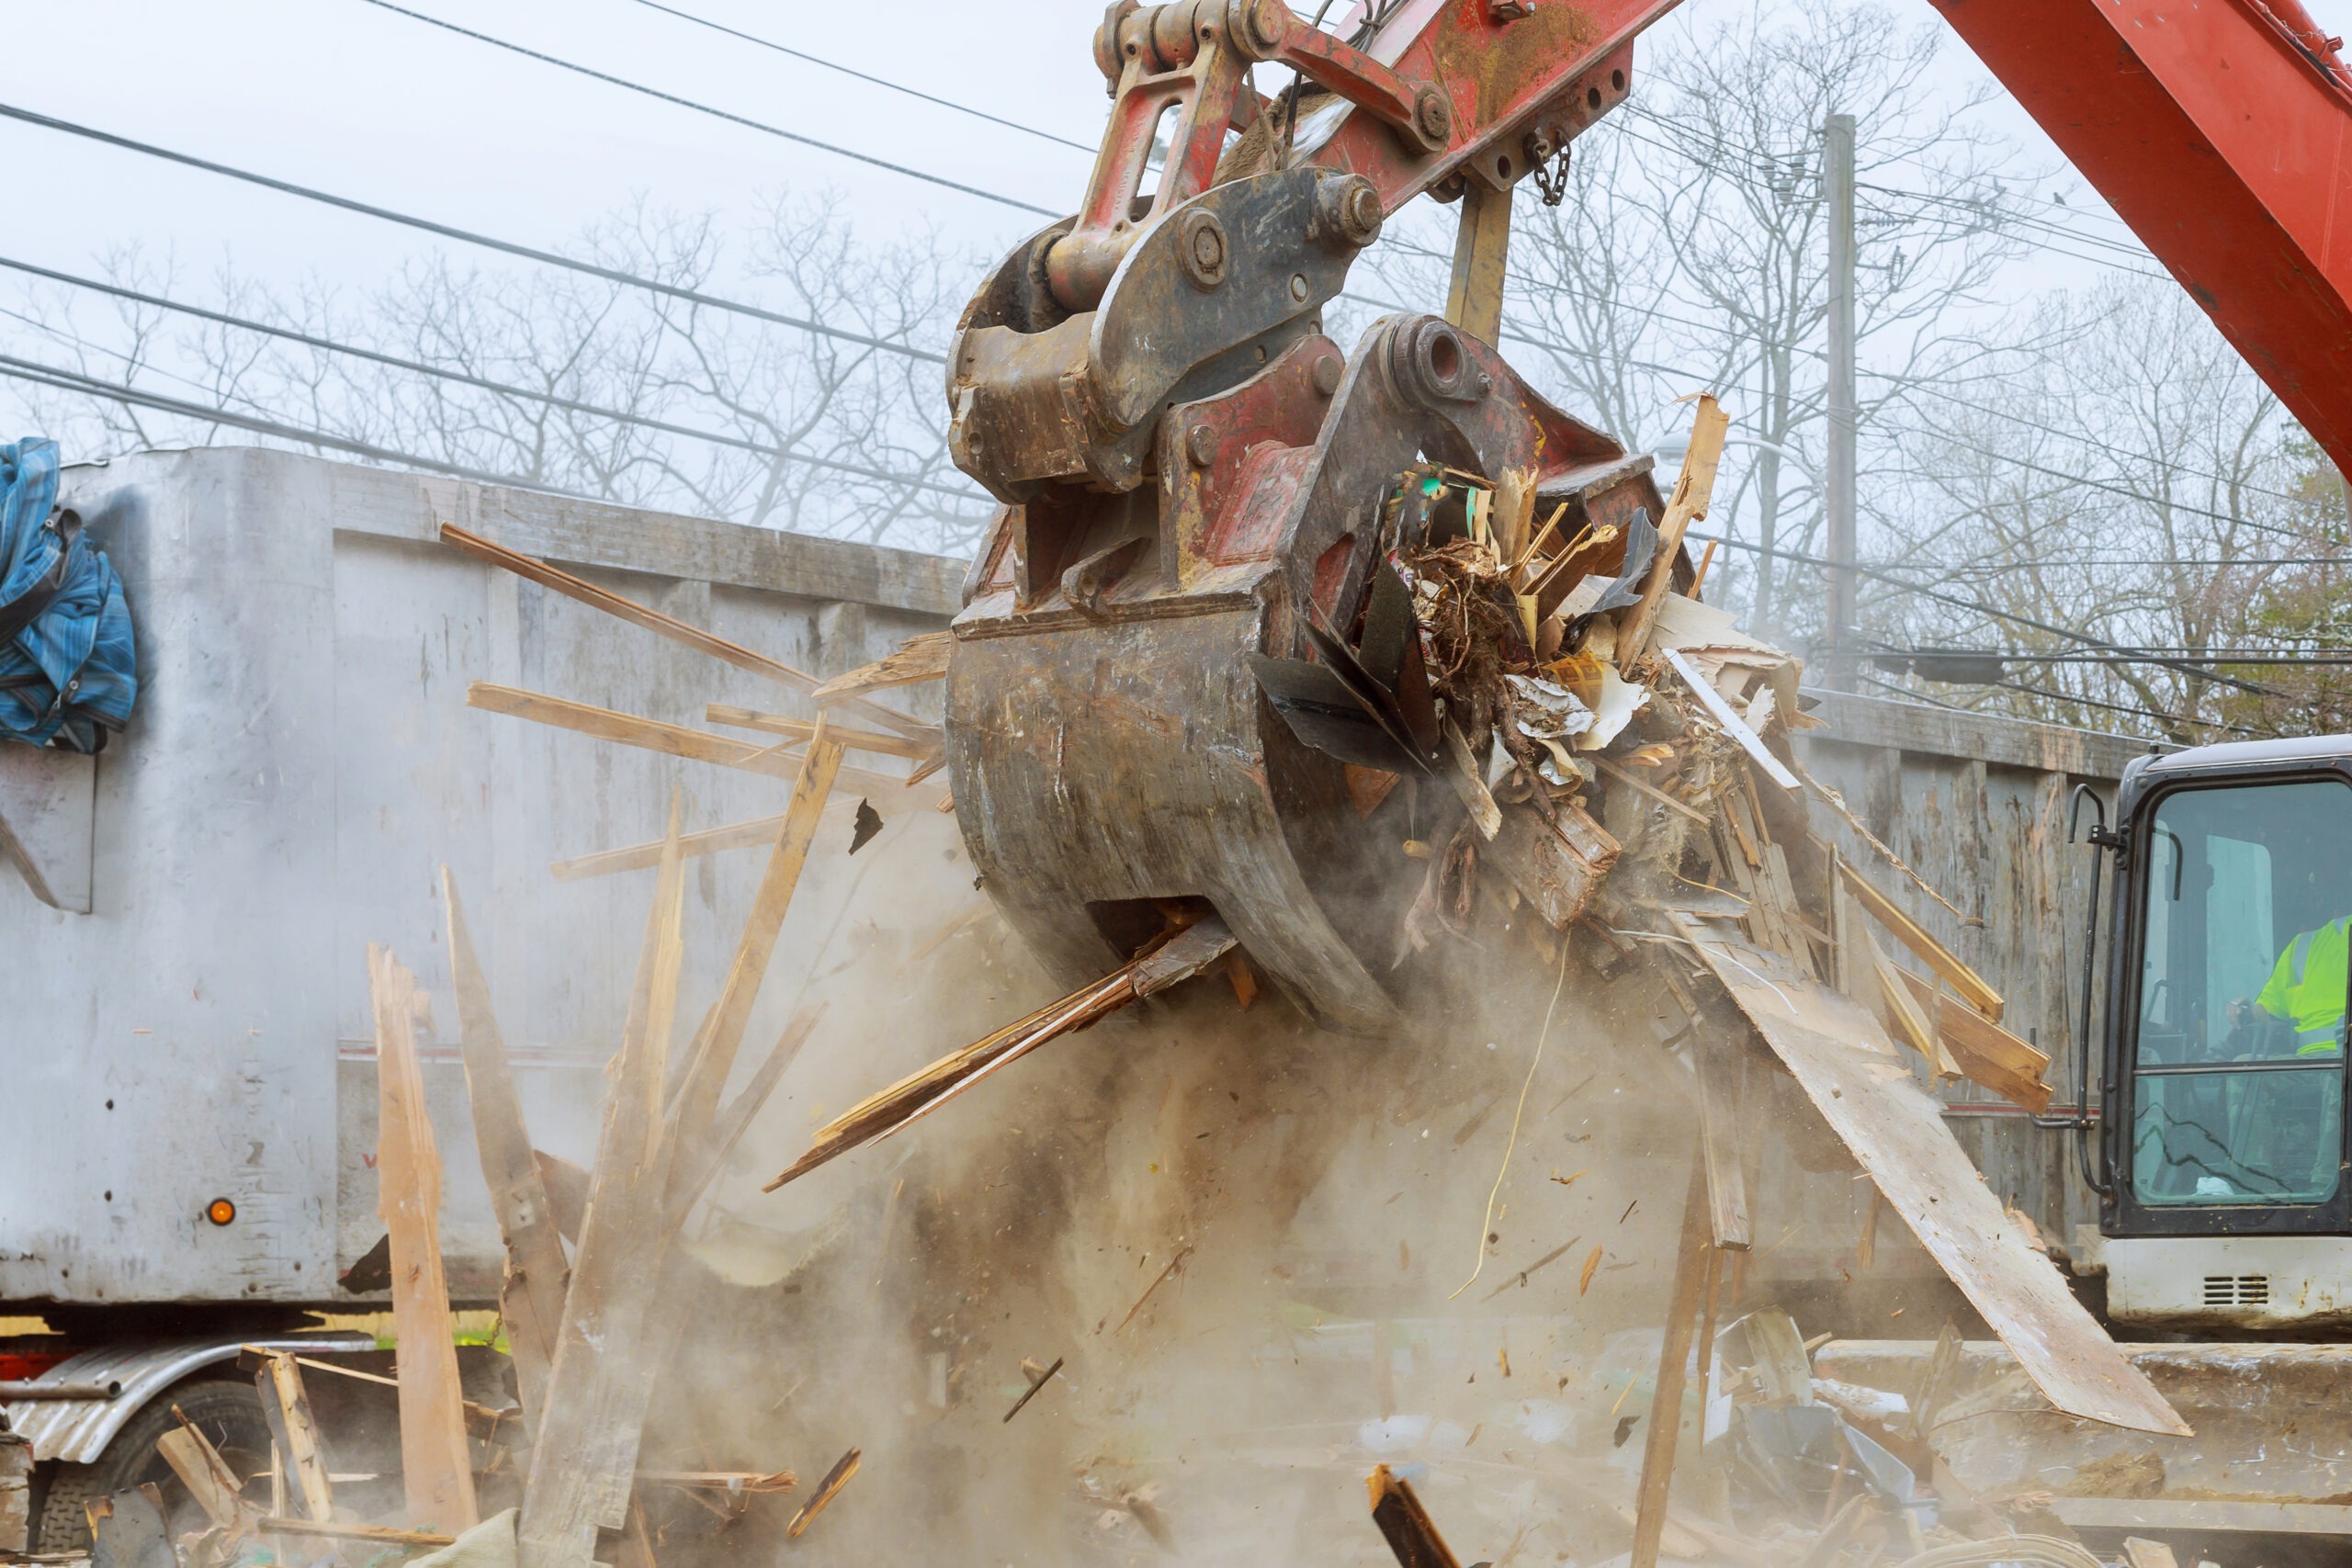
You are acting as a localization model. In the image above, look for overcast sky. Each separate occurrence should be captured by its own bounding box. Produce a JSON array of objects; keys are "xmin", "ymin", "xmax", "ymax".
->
[{"xmin": 6, "ymin": 0, "xmax": 2351, "ymax": 391}]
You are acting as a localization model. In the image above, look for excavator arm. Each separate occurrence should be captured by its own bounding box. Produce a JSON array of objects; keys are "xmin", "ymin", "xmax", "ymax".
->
[{"xmin": 938, "ymin": 0, "xmax": 2352, "ymax": 1026}]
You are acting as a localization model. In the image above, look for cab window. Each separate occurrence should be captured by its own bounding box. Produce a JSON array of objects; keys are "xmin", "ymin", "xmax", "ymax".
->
[{"xmin": 2132, "ymin": 779, "xmax": 2352, "ymax": 1207}]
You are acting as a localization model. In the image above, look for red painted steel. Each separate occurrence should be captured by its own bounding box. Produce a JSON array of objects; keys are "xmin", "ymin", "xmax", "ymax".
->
[{"xmin": 1930, "ymin": 0, "xmax": 2352, "ymax": 470}]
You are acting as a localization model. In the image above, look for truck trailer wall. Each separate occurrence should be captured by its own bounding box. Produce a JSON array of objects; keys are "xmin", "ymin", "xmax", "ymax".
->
[{"xmin": 0, "ymin": 446, "xmax": 957, "ymax": 1310}]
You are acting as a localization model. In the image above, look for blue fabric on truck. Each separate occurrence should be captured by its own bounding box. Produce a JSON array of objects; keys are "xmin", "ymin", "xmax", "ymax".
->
[{"xmin": 0, "ymin": 438, "xmax": 135, "ymax": 752}]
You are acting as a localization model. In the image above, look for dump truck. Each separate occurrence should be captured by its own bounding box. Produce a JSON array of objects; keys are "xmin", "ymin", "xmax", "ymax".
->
[{"xmin": 0, "ymin": 446, "xmax": 957, "ymax": 1550}]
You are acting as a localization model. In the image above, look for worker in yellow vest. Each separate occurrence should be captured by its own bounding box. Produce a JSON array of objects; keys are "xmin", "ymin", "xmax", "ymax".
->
[{"xmin": 2248, "ymin": 915, "xmax": 2352, "ymax": 1055}]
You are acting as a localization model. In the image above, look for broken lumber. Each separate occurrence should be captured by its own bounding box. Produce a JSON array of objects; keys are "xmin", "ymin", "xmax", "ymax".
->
[
  {"xmin": 467, "ymin": 683, "xmax": 919, "ymax": 798},
  {"xmin": 1894, "ymin": 968, "xmax": 2053, "ymax": 1112},
  {"xmin": 1838, "ymin": 859, "xmax": 2004, "ymax": 1021},
  {"xmin": 663, "ymin": 724, "xmax": 847, "ymax": 1191},
  {"xmin": 437, "ymin": 524, "xmax": 932, "ymax": 742},
  {"xmin": 1629, "ymin": 1160, "xmax": 1713, "ymax": 1568},
  {"xmin": 259, "ymin": 1519, "xmax": 455, "ymax": 1548},
  {"xmin": 251, "ymin": 1352, "xmax": 334, "ymax": 1524},
  {"xmin": 664, "ymin": 1005, "xmax": 824, "ymax": 1227},
  {"xmin": 764, "ymin": 917, "xmax": 1238, "ymax": 1190},
  {"xmin": 368, "ymin": 944, "xmax": 481, "ymax": 1534},
  {"xmin": 155, "ymin": 1423, "xmax": 248, "ymax": 1534},
  {"xmin": 811, "ymin": 630, "xmax": 952, "ymax": 705},
  {"xmin": 516, "ymin": 809, "xmax": 688, "ymax": 1568},
  {"xmin": 1667, "ymin": 912, "xmax": 2186, "ymax": 1435},
  {"xmin": 1366, "ymin": 1465, "xmax": 1461, "ymax": 1568},
  {"xmin": 1485, "ymin": 800, "xmax": 1620, "ymax": 928},
  {"xmin": 705, "ymin": 704, "xmax": 940, "ymax": 761},
  {"xmin": 1664, "ymin": 650, "xmax": 1800, "ymax": 790},
  {"xmin": 444, "ymin": 870, "xmax": 568, "ymax": 1440},
  {"xmin": 786, "ymin": 1450, "xmax": 860, "ymax": 1540},
  {"xmin": 548, "ymin": 799, "xmax": 867, "ymax": 882},
  {"xmin": 1692, "ymin": 1035, "xmax": 1753, "ymax": 1251},
  {"xmin": 1619, "ymin": 393, "xmax": 1729, "ymax": 674},
  {"xmin": 1001, "ymin": 1357, "xmax": 1064, "ymax": 1424}
]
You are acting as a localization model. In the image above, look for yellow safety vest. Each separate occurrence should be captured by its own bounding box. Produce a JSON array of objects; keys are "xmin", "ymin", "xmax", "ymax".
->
[{"xmin": 2256, "ymin": 916, "xmax": 2352, "ymax": 1055}]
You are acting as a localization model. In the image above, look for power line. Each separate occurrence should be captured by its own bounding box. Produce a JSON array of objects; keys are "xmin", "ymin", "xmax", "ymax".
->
[
  {"xmin": 1874, "ymin": 645, "xmax": 2352, "ymax": 667},
  {"xmin": 0, "ymin": 254, "xmax": 984, "ymax": 502},
  {"xmin": 0, "ymin": 101, "xmax": 947, "ymax": 366},
  {"xmin": 352, "ymin": 0, "xmax": 1057, "ymax": 218},
  {"xmin": 0, "ymin": 351, "xmax": 596, "ymax": 494},
  {"xmin": 625, "ymin": 0, "xmax": 1098, "ymax": 153},
  {"xmin": 1684, "ymin": 529, "xmax": 2286, "ymax": 695}
]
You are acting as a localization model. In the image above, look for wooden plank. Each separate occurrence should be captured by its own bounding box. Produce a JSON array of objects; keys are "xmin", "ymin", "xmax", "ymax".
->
[
  {"xmin": 2053, "ymin": 1497, "xmax": 2352, "ymax": 1533},
  {"xmin": 438, "ymin": 523, "xmax": 934, "ymax": 740},
  {"xmin": 811, "ymin": 631, "xmax": 953, "ymax": 705},
  {"xmin": 1664, "ymin": 650, "xmax": 1799, "ymax": 790},
  {"xmin": 368, "ymin": 946, "xmax": 481, "ymax": 1533},
  {"xmin": 664, "ymin": 1006, "xmax": 824, "ymax": 1226},
  {"xmin": 548, "ymin": 800, "xmax": 867, "ymax": 882},
  {"xmin": 1869, "ymin": 928, "xmax": 1957, "ymax": 1079},
  {"xmin": 1593, "ymin": 756, "xmax": 1710, "ymax": 825},
  {"xmin": 443, "ymin": 870, "xmax": 569, "ymax": 1440},
  {"xmin": 1693, "ymin": 1040, "xmax": 1752, "ymax": 1251},
  {"xmin": 1895, "ymin": 969, "xmax": 2054, "ymax": 1113},
  {"xmin": 517, "ymin": 810, "xmax": 688, "ymax": 1568},
  {"xmin": 1668, "ymin": 915, "xmax": 2188, "ymax": 1437},
  {"xmin": 1838, "ymin": 859, "xmax": 2005, "ymax": 1021},
  {"xmin": 1629, "ymin": 1160, "xmax": 1713, "ymax": 1568},
  {"xmin": 661, "ymin": 726, "xmax": 849, "ymax": 1190},
  {"xmin": 1619, "ymin": 393, "xmax": 1730, "ymax": 674},
  {"xmin": 705, "ymin": 705, "xmax": 939, "ymax": 761},
  {"xmin": 469, "ymin": 683, "xmax": 925, "ymax": 799},
  {"xmin": 155, "ymin": 1427, "xmax": 247, "ymax": 1532},
  {"xmin": 259, "ymin": 1518, "xmax": 455, "ymax": 1547},
  {"xmin": 1366, "ymin": 1465, "xmax": 1462, "ymax": 1568},
  {"xmin": 252, "ymin": 1352, "xmax": 334, "ymax": 1524}
]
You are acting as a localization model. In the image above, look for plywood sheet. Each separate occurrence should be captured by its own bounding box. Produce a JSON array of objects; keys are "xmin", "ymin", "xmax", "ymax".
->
[{"xmin": 1668, "ymin": 913, "xmax": 2187, "ymax": 1436}]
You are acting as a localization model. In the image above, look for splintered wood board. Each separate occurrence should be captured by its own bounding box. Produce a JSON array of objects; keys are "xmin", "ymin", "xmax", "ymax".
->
[{"xmin": 1667, "ymin": 913, "xmax": 2188, "ymax": 1436}]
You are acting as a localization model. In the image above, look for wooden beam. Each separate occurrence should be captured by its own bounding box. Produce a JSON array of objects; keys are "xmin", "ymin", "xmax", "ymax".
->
[
  {"xmin": 1693, "ymin": 1038, "xmax": 1752, "ymax": 1251},
  {"xmin": 518, "ymin": 807, "xmax": 688, "ymax": 1568},
  {"xmin": 1629, "ymin": 1159, "xmax": 1713, "ymax": 1568},
  {"xmin": 1619, "ymin": 394, "xmax": 1730, "ymax": 673},
  {"xmin": 469, "ymin": 682, "xmax": 933, "ymax": 801},
  {"xmin": 252, "ymin": 1351, "xmax": 335, "ymax": 1524},
  {"xmin": 369, "ymin": 946, "xmax": 481, "ymax": 1534},
  {"xmin": 260, "ymin": 1518, "xmax": 455, "ymax": 1548},
  {"xmin": 1664, "ymin": 650, "xmax": 1800, "ymax": 790},
  {"xmin": 705, "ymin": 704, "xmax": 938, "ymax": 761},
  {"xmin": 661, "ymin": 725, "xmax": 849, "ymax": 1192},
  {"xmin": 443, "ymin": 870, "xmax": 569, "ymax": 1441},
  {"xmin": 156, "ymin": 1425, "xmax": 249, "ymax": 1533},
  {"xmin": 548, "ymin": 802, "xmax": 864, "ymax": 882},
  {"xmin": 1895, "ymin": 969, "xmax": 2052, "ymax": 1112},
  {"xmin": 1366, "ymin": 1464, "xmax": 1462, "ymax": 1568},
  {"xmin": 438, "ymin": 523, "xmax": 933, "ymax": 742},
  {"xmin": 1838, "ymin": 859, "xmax": 2005, "ymax": 1021}
]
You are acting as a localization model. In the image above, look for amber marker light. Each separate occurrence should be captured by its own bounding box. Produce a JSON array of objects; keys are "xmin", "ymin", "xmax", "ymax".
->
[{"xmin": 205, "ymin": 1198, "xmax": 237, "ymax": 1226}]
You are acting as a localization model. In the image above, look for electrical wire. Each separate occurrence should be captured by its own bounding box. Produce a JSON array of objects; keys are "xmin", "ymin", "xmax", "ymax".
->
[
  {"xmin": 352, "ymin": 0, "xmax": 1057, "ymax": 217},
  {"xmin": 0, "ymin": 254, "xmax": 986, "ymax": 502},
  {"xmin": 624, "ymin": 0, "xmax": 1098, "ymax": 153},
  {"xmin": 1684, "ymin": 529, "xmax": 2286, "ymax": 695},
  {"xmin": 0, "ymin": 102, "xmax": 948, "ymax": 366},
  {"xmin": 0, "ymin": 352, "xmax": 595, "ymax": 495}
]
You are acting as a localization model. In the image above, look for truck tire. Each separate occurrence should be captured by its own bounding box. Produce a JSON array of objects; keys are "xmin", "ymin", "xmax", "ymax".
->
[{"xmin": 33, "ymin": 1376, "xmax": 273, "ymax": 1553}]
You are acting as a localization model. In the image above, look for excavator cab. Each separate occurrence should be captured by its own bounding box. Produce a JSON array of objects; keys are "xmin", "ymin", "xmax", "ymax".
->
[{"xmin": 2090, "ymin": 739, "xmax": 2352, "ymax": 1328}]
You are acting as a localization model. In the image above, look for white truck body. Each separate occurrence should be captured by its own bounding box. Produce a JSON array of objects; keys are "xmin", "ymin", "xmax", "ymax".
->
[{"xmin": 0, "ymin": 446, "xmax": 958, "ymax": 1318}]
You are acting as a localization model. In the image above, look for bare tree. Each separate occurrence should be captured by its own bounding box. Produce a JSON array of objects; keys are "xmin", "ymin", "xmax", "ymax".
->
[{"xmin": 0, "ymin": 194, "xmax": 997, "ymax": 558}]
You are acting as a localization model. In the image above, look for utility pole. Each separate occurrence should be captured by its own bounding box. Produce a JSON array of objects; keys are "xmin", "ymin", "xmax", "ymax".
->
[{"xmin": 1824, "ymin": 112, "xmax": 1857, "ymax": 690}]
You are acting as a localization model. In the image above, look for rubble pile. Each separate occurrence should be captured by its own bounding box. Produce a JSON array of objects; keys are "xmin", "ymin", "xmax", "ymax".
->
[{"xmin": 6, "ymin": 402, "xmax": 2245, "ymax": 1568}]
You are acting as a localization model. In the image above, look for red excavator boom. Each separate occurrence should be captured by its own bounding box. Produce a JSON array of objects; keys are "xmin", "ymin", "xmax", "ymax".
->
[{"xmin": 1931, "ymin": 0, "xmax": 2352, "ymax": 475}]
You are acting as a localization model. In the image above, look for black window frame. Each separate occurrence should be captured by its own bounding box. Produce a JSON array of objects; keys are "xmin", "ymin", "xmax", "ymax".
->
[{"xmin": 2106, "ymin": 770, "xmax": 2352, "ymax": 1238}]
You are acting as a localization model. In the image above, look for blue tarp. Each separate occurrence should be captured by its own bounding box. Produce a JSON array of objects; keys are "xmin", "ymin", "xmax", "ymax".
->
[{"xmin": 0, "ymin": 439, "xmax": 134, "ymax": 752}]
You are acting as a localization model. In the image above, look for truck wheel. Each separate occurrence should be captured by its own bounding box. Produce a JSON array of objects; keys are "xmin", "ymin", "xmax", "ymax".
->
[{"xmin": 33, "ymin": 1376, "xmax": 274, "ymax": 1553}]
